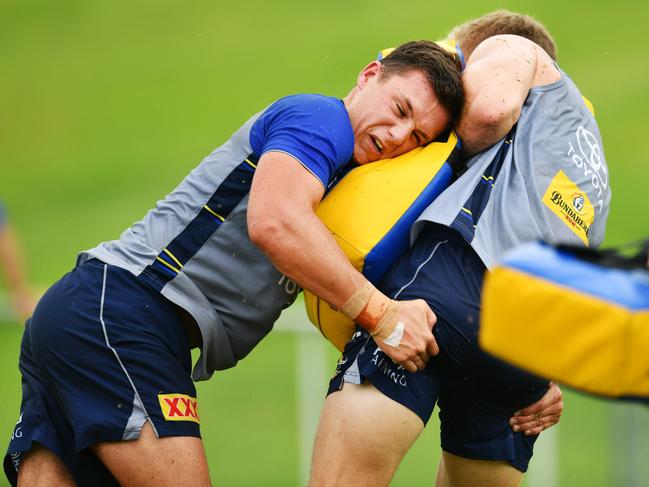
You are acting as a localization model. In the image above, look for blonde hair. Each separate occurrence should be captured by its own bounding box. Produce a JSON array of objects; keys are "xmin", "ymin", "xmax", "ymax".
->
[{"xmin": 451, "ymin": 10, "xmax": 557, "ymax": 60}]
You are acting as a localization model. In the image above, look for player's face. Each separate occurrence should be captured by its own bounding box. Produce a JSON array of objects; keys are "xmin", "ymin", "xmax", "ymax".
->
[{"xmin": 347, "ymin": 62, "xmax": 450, "ymax": 165}]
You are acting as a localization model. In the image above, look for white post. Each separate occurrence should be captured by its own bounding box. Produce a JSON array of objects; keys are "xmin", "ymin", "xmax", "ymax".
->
[{"xmin": 526, "ymin": 425, "xmax": 559, "ymax": 487}]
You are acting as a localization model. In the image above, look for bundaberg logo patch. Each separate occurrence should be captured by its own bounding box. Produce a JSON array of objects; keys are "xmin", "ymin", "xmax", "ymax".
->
[{"xmin": 543, "ymin": 170, "xmax": 594, "ymax": 245}]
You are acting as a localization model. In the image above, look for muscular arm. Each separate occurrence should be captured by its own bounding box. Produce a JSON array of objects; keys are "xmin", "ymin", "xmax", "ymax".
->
[
  {"xmin": 248, "ymin": 152, "xmax": 363, "ymax": 309},
  {"xmin": 248, "ymin": 152, "xmax": 438, "ymax": 370},
  {"xmin": 457, "ymin": 35, "xmax": 559, "ymax": 156}
]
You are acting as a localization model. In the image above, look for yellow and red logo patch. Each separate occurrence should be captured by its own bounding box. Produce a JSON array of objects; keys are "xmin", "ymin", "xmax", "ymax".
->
[
  {"xmin": 158, "ymin": 393, "xmax": 199, "ymax": 423},
  {"xmin": 543, "ymin": 170, "xmax": 594, "ymax": 245}
]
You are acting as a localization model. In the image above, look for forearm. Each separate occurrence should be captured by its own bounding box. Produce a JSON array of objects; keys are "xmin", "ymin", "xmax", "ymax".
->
[
  {"xmin": 249, "ymin": 152, "xmax": 438, "ymax": 368},
  {"xmin": 251, "ymin": 205, "xmax": 367, "ymax": 310},
  {"xmin": 456, "ymin": 102, "xmax": 517, "ymax": 156},
  {"xmin": 247, "ymin": 151, "xmax": 389, "ymax": 326},
  {"xmin": 457, "ymin": 35, "xmax": 537, "ymax": 156}
]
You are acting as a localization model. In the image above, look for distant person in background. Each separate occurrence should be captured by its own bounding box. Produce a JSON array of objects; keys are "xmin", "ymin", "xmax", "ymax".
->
[
  {"xmin": 4, "ymin": 42, "xmax": 463, "ymax": 486},
  {"xmin": 0, "ymin": 203, "xmax": 35, "ymax": 322},
  {"xmin": 310, "ymin": 11, "xmax": 610, "ymax": 487}
]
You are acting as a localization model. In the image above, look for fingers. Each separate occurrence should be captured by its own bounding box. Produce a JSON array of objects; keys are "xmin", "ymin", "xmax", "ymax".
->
[
  {"xmin": 375, "ymin": 298, "xmax": 440, "ymax": 372},
  {"xmin": 510, "ymin": 413, "xmax": 561, "ymax": 435},
  {"xmin": 379, "ymin": 345, "xmax": 428, "ymax": 373},
  {"xmin": 510, "ymin": 383, "xmax": 564, "ymax": 435},
  {"xmin": 403, "ymin": 360, "xmax": 419, "ymax": 373},
  {"xmin": 425, "ymin": 303, "xmax": 437, "ymax": 328},
  {"xmin": 403, "ymin": 349, "xmax": 428, "ymax": 372},
  {"xmin": 514, "ymin": 401, "xmax": 564, "ymax": 424},
  {"xmin": 513, "ymin": 383, "xmax": 562, "ymax": 417},
  {"xmin": 422, "ymin": 303, "xmax": 439, "ymax": 356},
  {"xmin": 426, "ymin": 335, "xmax": 439, "ymax": 357}
]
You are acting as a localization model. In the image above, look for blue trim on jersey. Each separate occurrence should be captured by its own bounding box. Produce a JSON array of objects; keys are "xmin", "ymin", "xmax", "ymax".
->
[
  {"xmin": 140, "ymin": 154, "xmax": 259, "ymax": 290},
  {"xmin": 363, "ymin": 162, "xmax": 455, "ymax": 284},
  {"xmin": 249, "ymin": 94, "xmax": 354, "ymax": 188},
  {"xmin": 449, "ymin": 126, "xmax": 517, "ymax": 242},
  {"xmin": 503, "ymin": 242, "xmax": 649, "ymax": 311},
  {"xmin": 455, "ymin": 42, "xmax": 466, "ymax": 71}
]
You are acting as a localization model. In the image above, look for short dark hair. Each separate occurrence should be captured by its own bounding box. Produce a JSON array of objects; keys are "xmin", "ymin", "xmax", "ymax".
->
[
  {"xmin": 452, "ymin": 10, "xmax": 557, "ymax": 60},
  {"xmin": 380, "ymin": 40, "xmax": 464, "ymax": 128}
]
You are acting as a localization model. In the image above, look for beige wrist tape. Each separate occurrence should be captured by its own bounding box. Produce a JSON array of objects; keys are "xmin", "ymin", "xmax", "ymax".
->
[
  {"xmin": 370, "ymin": 300, "xmax": 400, "ymax": 341},
  {"xmin": 340, "ymin": 281, "xmax": 376, "ymax": 320}
]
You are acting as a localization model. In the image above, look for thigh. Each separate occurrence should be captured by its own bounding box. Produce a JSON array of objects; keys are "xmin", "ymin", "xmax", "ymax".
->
[
  {"xmin": 93, "ymin": 422, "xmax": 210, "ymax": 487},
  {"xmin": 379, "ymin": 224, "xmax": 548, "ymax": 471},
  {"xmin": 436, "ymin": 451, "xmax": 523, "ymax": 487},
  {"xmin": 437, "ymin": 379, "xmax": 544, "ymax": 473},
  {"xmin": 310, "ymin": 382, "xmax": 423, "ymax": 487},
  {"xmin": 379, "ymin": 224, "xmax": 486, "ymax": 369}
]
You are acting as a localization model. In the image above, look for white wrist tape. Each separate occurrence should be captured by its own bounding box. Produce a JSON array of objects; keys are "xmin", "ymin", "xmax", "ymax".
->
[
  {"xmin": 370, "ymin": 300, "xmax": 400, "ymax": 343},
  {"xmin": 381, "ymin": 322, "xmax": 405, "ymax": 347}
]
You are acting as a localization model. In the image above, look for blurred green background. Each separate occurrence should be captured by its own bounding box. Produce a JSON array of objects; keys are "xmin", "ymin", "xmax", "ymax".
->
[{"xmin": 1, "ymin": 0, "xmax": 648, "ymax": 485}]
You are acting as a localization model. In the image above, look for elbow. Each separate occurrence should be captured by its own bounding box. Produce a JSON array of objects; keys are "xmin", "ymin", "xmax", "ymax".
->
[
  {"xmin": 472, "ymin": 101, "xmax": 519, "ymax": 131},
  {"xmin": 248, "ymin": 216, "xmax": 278, "ymax": 253},
  {"xmin": 248, "ymin": 212, "xmax": 290, "ymax": 257},
  {"xmin": 458, "ymin": 100, "xmax": 521, "ymax": 155}
]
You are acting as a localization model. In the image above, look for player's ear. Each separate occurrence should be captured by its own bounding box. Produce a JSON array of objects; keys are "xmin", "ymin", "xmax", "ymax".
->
[{"xmin": 357, "ymin": 61, "xmax": 383, "ymax": 89}]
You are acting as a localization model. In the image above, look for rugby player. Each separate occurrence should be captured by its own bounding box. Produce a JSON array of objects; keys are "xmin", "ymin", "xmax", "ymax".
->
[
  {"xmin": 309, "ymin": 12, "xmax": 611, "ymax": 487},
  {"xmin": 4, "ymin": 41, "xmax": 463, "ymax": 486}
]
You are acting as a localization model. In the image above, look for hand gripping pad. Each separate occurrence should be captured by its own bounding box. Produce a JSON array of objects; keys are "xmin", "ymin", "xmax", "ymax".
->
[{"xmin": 304, "ymin": 132, "xmax": 460, "ymax": 351}]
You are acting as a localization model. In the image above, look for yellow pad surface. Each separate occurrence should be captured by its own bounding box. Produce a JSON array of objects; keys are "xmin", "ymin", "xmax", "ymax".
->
[
  {"xmin": 481, "ymin": 266, "xmax": 649, "ymax": 398},
  {"xmin": 305, "ymin": 133, "xmax": 458, "ymax": 351}
]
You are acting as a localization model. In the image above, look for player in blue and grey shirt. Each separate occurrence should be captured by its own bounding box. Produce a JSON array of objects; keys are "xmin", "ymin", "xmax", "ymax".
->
[
  {"xmin": 4, "ymin": 41, "xmax": 463, "ymax": 486},
  {"xmin": 312, "ymin": 12, "xmax": 611, "ymax": 487}
]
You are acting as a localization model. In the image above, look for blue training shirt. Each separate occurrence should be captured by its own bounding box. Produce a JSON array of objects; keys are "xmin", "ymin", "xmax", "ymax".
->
[{"xmin": 250, "ymin": 94, "xmax": 353, "ymax": 187}]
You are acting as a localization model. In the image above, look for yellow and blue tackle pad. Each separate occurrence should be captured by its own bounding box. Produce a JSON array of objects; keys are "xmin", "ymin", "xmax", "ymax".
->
[
  {"xmin": 304, "ymin": 132, "xmax": 461, "ymax": 351},
  {"xmin": 480, "ymin": 241, "xmax": 649, "ymax": 401}
]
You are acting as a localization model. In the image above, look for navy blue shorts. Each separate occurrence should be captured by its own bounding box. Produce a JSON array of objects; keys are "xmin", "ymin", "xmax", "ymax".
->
[
  {"xmin": 4, "ymin": 259, "xmax": 200, "ymax": 486},
  {"xmin": 329, "ymin": 224, "xmax": 549, "ymax": 472}
]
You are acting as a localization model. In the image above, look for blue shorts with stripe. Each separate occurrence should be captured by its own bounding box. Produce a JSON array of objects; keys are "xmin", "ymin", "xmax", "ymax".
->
[
  {"xmin": 329, "ymin": 224, "xmax": 549, "ymax": 472},
  {"xmin": 4, "ymin": 259, "xmax": 199, "ymax": 486}
]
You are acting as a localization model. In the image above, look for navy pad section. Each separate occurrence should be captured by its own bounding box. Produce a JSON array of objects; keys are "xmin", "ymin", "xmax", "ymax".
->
[{"xmin": 363, "ymin": 162, "xmax": 454, "ymax": 284}]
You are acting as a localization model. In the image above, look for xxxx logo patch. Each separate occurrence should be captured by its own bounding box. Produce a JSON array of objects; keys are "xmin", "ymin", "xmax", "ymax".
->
[
  {"xmin": 158, "ymin": 394, "xmax": 199, "ymax": 423},
  {"xmin": 543, "ymin": 170, "xmax": 594, "ymax": 245}
]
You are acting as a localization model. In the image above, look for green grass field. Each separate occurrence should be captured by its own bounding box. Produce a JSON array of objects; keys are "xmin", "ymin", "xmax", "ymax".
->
[{"xmin": 1, "ymin": 0, "xmax": 648, "ymax": 485}]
